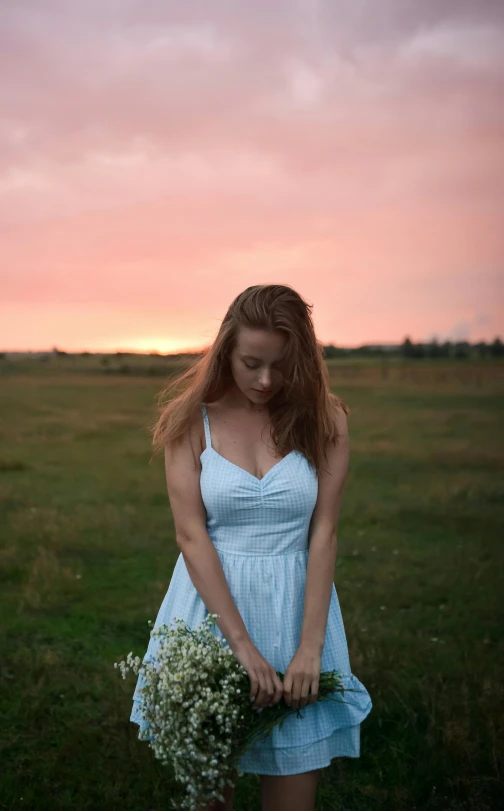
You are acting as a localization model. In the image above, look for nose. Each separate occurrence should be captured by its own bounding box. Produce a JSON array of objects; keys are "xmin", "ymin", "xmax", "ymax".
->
[{"xmin": 258, "ymin": 371, "xmax": 272, "ymax": 389}]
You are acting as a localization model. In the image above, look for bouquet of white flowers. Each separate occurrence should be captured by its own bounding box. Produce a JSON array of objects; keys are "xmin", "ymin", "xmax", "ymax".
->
[{"xmin": 115, "ymin": 613, "xmax": 356, "ymax": 810}]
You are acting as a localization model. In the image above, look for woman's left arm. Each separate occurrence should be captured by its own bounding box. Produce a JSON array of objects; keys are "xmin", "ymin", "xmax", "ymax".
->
[{"xmin": 282, "ymin": 404, "xmax": 350, "ymax": 710}]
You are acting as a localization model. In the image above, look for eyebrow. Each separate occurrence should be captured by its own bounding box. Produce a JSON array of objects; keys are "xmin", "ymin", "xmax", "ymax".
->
[{"xmin": 242, "ymin": 354, "xmax": 283, "ymax": 363}]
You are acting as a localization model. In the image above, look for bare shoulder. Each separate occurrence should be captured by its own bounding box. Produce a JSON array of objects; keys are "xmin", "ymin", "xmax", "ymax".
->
[
  {"xmin": 163, "ymin": 403, "xmax": 207, "ymax": 544},
  {"xmin": 308, "ymin": 398, "xmax": 350, "ymax": 538},
  {"xmin": 326, "ymin": 394, "xmax": 350, "ymax": 448},
  {"xmin": 164, "ymin": 403, "xmax": 206, "ymax": 471},
  {"xmin": 322, "ymin": 397, "xmax": 349, "ymax": 475},
  {"xmin": 331, "ymin": 397, "xmax": 349, "ymax": 445}
]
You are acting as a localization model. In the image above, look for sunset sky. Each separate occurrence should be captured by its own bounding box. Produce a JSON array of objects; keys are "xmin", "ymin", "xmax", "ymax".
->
[{"xmin": 1, "ymin": 0, "xmax": 503, "ymax": 352}]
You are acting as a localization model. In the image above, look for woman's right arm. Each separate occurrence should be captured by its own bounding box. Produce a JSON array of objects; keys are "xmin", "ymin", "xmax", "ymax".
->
[{"xmin": 163, "ymin": 415, "xmax": 284, "ymax": 709}]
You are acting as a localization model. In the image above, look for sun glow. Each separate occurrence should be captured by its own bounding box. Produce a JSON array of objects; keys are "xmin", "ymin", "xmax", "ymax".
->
[{"xmin": 111, "ymin": 336, "xmax": 208, "ymax": 354}]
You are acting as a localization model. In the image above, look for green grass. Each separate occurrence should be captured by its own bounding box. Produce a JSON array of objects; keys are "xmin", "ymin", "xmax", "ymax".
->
[{"xmin": 1, "ymin": 363, "xmax": 503, "ymax": 810}]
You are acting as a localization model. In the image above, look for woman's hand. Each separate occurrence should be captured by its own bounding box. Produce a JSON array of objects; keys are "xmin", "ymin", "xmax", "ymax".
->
[
  {"xmin": 282, "ymin": 645, "xmax": 322, "ymax": 710},
  {"xmin": 231, "ymin": 639, "xmax": 284, "ymax": 710}
]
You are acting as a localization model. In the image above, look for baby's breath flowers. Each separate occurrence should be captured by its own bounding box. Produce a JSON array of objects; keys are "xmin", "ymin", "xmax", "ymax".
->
[{"xmin": 114, "ymin": 614, "xmax": 354, "ymax": 811}]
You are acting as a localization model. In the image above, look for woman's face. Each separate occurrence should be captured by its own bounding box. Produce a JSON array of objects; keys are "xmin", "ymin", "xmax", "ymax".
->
[{"xmin": 229, "ymin": 327, "xmax": 288, "ymax": 407}]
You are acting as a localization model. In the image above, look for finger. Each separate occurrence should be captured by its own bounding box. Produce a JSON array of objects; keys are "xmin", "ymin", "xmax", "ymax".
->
[
  {"xmin": 272, "ymin": 672, "xmax": 284, "ymax": 705},
  {"xmin": 299, "ymin": 676, "xmax": 311, "ymax": 710},
  {"xmin": 249, "ymin": 672, "xmax": 259, "ymax": 704},
  {"xmin": 255, "ymin": 672, "xmax": 269, "ymax": 708},
  {"xmin": 263, "ymin": 672, "xmax": 275, "ymax": 709},
  {"xmin": 291, "ymin": 674, "xmax": 301, "ymax": 711},
  {"xmin": 283, "ymin": 672, "xmax": 293, "ymax": 707},
  {"xmin": 309, "ymin": 676, "xmax": 319, "ymax": 704}
]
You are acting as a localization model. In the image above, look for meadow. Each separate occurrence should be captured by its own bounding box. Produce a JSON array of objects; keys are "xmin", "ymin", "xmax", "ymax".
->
[{"xmin": 1, "ymin": 356, "xmax": 503, "ymax": 810}]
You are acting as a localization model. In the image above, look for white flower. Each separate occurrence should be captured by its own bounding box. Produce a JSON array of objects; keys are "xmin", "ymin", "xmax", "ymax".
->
[{"xmin": 114, "ymin": 612, "xmax": 277, "ymax": 810}]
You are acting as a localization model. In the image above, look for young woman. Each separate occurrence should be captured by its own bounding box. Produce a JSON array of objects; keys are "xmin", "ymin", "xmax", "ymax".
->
[{"xmin": 130, "ymin": 284, "xmax": 372, "ymax": 811}]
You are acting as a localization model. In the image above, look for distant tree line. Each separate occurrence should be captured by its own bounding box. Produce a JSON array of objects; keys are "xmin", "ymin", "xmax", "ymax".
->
[
  {"xmin": 323, "ymin": 337, "xmax": 504, "ymax": 360},
  {"xmin": 400, "ymin": 337, "xmax": 503, "ymax": 359},
  {"xmin": 3, "ymin": 338, "xmax": 501, "ymax": 364}
]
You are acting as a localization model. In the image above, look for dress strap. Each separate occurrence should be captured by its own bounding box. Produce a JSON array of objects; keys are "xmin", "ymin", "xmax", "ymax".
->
[{"xmin": 201, "ymin": 404, "xmax": 212, "ymax": 450}]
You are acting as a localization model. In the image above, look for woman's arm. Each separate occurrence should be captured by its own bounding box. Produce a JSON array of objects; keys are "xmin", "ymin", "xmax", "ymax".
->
[
  {"xmin": 163, "ymin": 415, "xmax": 284, "ymax": 709},
  {"xmin": 283, "ymin": 404, "xmax": 350, "ymax": 709},
  {"xmin": 164, "ymin": 423, "xmax": 251, "ymax": 649}
]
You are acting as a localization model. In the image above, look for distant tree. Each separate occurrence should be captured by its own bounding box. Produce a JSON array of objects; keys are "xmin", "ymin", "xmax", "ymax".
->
[
  {"xmin": 426, "ymin": 338, "xmax": 443, "ymax": 358},
  {"xmin": 441, "ymin": 341, "xmax": 453, "ymax": 358},
  {"xmin": 354, "ymin": 344, "xmax": 383, "ymax": 356},
  {"xmin": 474, "ymin": 341, "xmax": 488, "ymax": 358},
  {"xmin": 401, "ymin": 337, "xmax": 414, "ymax": 358},
  {"xmin": 323, "ymin": 344, "xmax": 339, "ymax": 359},
  {"xmin": 454, "ymin": 341, "xmax": 470, "ymax": 359},
  {"xmin": 490, "ymin": 337, "xmax": 504, "ymax": 357}
]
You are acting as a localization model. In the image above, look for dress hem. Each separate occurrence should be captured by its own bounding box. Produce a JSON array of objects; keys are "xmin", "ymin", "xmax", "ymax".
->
[
  {"xmin": 130, "ymin": 698, "xmax": 370, "ymax": 776},
  {"xmin": 236, "ymin": 719, "xmax": 363, "ymax": 775}
]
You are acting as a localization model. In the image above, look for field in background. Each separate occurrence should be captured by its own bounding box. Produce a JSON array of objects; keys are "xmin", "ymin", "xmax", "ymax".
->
[
  {"xmin": 2, "ymin": 351, "xmax": 503, "ymax": 392},
  {"xmin": 0, "ymin": 359, "xmax": 503, "ymax": 810}
]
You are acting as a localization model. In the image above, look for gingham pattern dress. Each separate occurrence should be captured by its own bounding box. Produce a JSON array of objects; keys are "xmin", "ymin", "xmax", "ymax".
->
[{"xmin": 130, "ymin": 403, "xmax": 372, "ymax": 775}]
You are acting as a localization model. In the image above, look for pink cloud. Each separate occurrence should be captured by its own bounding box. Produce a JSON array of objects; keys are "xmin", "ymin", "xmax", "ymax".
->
[{"xmin": 1, "ymin": 0, "xmax": 503, "ymax": 349}]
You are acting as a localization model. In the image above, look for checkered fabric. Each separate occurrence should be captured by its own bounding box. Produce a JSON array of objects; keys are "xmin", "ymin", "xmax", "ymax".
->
[{"xmin": 130, "ymin": 403, "xmax": 372, "ymax": 775}]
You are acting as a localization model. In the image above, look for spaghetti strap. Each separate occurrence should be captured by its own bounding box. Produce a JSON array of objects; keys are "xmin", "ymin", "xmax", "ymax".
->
[{"xmin": 201, "ymin": 404, "xmax": 212, "ymax": 450}]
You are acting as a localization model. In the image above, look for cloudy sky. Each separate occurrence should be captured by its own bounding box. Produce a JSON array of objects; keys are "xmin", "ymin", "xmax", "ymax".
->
[{"xmin": 1, "ymin": 0, "xmax": 503, "ymax": 351}]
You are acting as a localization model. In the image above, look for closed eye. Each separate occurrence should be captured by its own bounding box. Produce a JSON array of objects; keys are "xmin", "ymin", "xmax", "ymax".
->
[{"xmin": 244, "ymin": 361, "xmax": 282, "ymax": 371}]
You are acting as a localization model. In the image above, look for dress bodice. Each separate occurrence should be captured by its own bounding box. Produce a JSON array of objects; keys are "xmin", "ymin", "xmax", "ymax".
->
[{"xmin": 200, "ymin": 404, "xmax": 318, "ymax": 556}]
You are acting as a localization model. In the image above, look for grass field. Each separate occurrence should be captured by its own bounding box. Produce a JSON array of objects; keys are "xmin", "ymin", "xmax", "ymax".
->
[{"xmin": 1, "ymin": 359, "xmax": 503, "ymax": 810}]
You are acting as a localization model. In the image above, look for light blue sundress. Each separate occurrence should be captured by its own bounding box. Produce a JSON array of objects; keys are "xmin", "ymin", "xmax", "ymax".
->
[{"xmin": 130, "ymin": 403, "xmax": 372, "ymax": 775}]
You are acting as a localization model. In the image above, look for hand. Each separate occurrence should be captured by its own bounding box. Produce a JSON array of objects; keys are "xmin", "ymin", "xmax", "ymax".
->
[
  {"xmin": 231, "ymin": 639, "xmax": 284, "ymax": 710},
  {"xmin": 282, "ymin": 645, "xmax": 322, "ymax": 710}
]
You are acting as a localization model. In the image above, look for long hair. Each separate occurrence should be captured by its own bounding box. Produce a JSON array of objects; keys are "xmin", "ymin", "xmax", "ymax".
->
[{"xmin": 148, "ymin": 284, "xmax": 349, "ymax": 475}]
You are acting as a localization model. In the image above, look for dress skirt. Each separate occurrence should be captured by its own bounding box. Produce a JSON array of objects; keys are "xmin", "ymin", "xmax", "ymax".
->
[{"xmin": 130, "ymin": 547, "xmax": 372, "ymax": 776}]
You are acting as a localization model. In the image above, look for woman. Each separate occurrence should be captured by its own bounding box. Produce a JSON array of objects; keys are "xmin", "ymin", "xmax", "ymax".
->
[{"xmin": 130, "ymin": 284, "xmax": 372, "ymax": 811}]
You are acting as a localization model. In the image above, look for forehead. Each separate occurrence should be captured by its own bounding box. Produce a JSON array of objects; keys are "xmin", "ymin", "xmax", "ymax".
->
[{"xmin": 235, "ymin": 327, "xmax": 288, "ymax": 359}]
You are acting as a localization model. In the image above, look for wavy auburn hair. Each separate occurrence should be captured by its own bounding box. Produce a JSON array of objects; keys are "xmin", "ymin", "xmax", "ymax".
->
[{"xmin": 149, "ymin": 284, "xmax": 349, "ymax": 476}]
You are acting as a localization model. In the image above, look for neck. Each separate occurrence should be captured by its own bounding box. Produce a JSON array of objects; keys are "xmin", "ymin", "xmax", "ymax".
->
[{"xmin": 223, "ymin": 385, "xmax": 269, "ymax": 414}]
